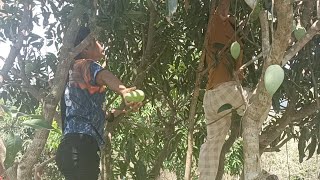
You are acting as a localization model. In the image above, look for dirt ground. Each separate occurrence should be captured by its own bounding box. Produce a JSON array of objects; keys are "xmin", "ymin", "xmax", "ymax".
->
[{"xmin": 261, "ymin": 140, "xmax": 320, "ymax": 180}]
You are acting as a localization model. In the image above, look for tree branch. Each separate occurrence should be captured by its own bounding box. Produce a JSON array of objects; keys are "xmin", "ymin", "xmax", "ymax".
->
[
  {"xmin": 0, "ymin": 1, "xmax": 31, "ymax": 79},
  {"xmin": 269, "ymin": 0, "xmax": 293, "ymax": 64},
  {"xmin": 133, "ymin": 0, "xmax": 156, "ymax": 87},
  {"xmin": 16, "ymin": 3, "xmax": 87, "ymax": 179},
  {"xmin": 317, "ymin": 0, "xmax": 320, "ymax": 19},
  {"xmin": 259, "ymin": 102, "xmax": 319, "ymax": 151},
  {"xmin": 301, "ymin": 0, "xmax": 315, "ymax": 28},
  {"xmin": 263, "ymin": 136, "xmax": 291, "ymax": 152},
  {"xmin": 282, "ymin": 20, "xmax": 320, "ymax": 65},
  {"xmin": 242, "ymin": 1, "xmax": 293, "ymax": 179},
  {"xmin": 34, "ymin": 156, "xmax": 55, "ymax": 180},
  {"xmin": 259, "ymin": 11, "xmax": 270, "ymax": 60}
]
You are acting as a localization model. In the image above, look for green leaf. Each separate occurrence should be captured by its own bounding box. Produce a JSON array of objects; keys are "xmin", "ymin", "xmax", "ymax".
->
[
  {"xmin": 22, "ymin": 119, "xmax": 53, "ymax": 130},
  {"xmin": 125, "ymin": 10, "xmax": 144, "ymax": 18},
  {"xmin": 134, "ymin": 159, "xmax": 147, "ymax": 179},
  {"xmin": 28, "ymin": 114, "xmax": 45, "ymax": 119},
  {"xmin": 217, "ymin": 103, "xmax": 233, "ymax": 113},
  {"xmin": 298, "ymin": 127, "xmax": 309, "ymax": 163},
  {"xmin": 307, "ymin": 135, "xmax": 317, "ymax": 160},
  {"xmin": 126, "ymin": 138, "xmax": 136, "ymax": 162},
  {"xmin": 4, "ymin": 132, "xmax": 23, "ymax": 167},
  {"xmin": 15, "ymin": 112, "xmax": 29, "ymax": 118},
  {"xmin": 0, "ymin": 104, "xmax": 11, "ymax": 114}
]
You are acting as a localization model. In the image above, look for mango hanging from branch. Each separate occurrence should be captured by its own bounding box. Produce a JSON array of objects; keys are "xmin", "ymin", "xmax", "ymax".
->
[
  {"xmin": 124, "ymin": 89, "xmax": 145, "ymax": 102},
  {"xmin": 230, "ymin": 41, "xmax": 241, "ymax": 59},
  {"xmin": 264, "ymin": 65, "xmax": 284, "ymax": 95},
  {"xmin": 294, "ymin": 25, "xmax": 306, "ymax": 41}
]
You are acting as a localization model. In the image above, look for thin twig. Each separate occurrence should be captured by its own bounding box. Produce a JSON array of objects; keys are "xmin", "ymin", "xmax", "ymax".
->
[
  {"xmin": 263, "ymin": 136, "xmax": 291, "ymax": 152},
  {"xmin": 286, "ymin": 142, "xmax": 291, "ymax": 179},
  {"xmin": 234, "ymin": 71, "xmax": 249, "ymax": 112},
  {"xmin": 309, "ymin": 59, "xmax": 320, "ymax": 108},
  {"xmin": 34, "ymin": 156, "xmax": 55, "ymax": 180},
  {"xmin": 317, "ymin": 0, "xmax": 320, "ymax": 19},
  {"xmin": 146, "ymin": 45, "xmax": 167, "ymax": 72},
  {"xmin": 206, "ymin": 103, "xmax": 244, "ymax": 126},
  {"xmin": 271, "ymin": 0, "xmax": 274, "ymax": 43},
  {"xmin": 238, "ymin": 53, "xmax": 263, "ymax": 71}
]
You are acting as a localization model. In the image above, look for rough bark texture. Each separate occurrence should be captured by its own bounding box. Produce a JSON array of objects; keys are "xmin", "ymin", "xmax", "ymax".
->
[
  {"xmin": 102, "ymin": 134, "xmax": 113, "ymax": 180},
  {"xmin": 242, "ymin": 1, "xmax": 293, "ymax": 179},
  {"xmin": 301, "ymin": 0, "xmax": 315, "ymax": 28},
  {"xmin": 133, "ymin": 0, "xmax": 156, "ymax": 87},
  {"xmin": 0, "ymin": 1, "xmax": 31, "ymax": 79},
  {"xmin": 318, "ymin": 0, "xmax": 320, "ymax": 19},
  {"xmin": 16, "ymin": 3, "xmax": 87, "ymax": 179}
]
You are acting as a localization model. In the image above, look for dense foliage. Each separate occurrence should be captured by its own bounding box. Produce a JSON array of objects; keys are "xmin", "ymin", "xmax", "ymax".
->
[{"xmin": 0, "ymin": 0, "xmax": 319, "ymax": 179}]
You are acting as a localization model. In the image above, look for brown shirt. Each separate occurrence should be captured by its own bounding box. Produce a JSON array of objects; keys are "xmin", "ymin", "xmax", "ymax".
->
[{"xmin": 205, "ymin": 13, "xmax": 243, "ymax": 90}]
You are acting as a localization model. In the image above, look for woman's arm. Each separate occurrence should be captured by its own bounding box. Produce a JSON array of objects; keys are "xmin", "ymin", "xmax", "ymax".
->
[{"xmin": 95, "ymin": 69, "xmax": 130, "ymax": 95}]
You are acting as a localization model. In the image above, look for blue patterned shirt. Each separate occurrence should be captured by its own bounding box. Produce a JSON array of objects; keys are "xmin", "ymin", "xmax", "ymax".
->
[{"xmin": 62, "ymin": 59, "xmax": 106, "ymax": 146}]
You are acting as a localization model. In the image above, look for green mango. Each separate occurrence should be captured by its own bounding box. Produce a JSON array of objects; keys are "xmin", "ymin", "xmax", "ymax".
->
[
  {"xmin": 230, "ymin": 41, "xmax": 241, "ymax": 59},
  {"xmin": 264, "ymin": 65, "xmax": 284, "ymax": 95},
  {"xmin": 25, "ymin": 63, "xmax": 34, "ymax": 74},
  {"xmin": 294, "ymin": 25, "xmax": 306, "ymax": 41},
  {"xmin": 124, "ymin": 89, "xmax": 145, "ymax": 102}
]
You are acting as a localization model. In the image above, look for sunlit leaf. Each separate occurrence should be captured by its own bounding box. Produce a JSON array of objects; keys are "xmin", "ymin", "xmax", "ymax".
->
[
  {"xmin": 4, "ymin": 132, "xmax": 23, "ymax": 167},
  {"xmin": 22, "ymin": 119, "xmax": 53, "ymax": 130}
]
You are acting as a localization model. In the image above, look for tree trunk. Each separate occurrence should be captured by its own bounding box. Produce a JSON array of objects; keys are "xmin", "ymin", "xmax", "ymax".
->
[
  {"xmin": 103, "ymin": 133, "xmax": 113, "ymax": 180},
  {"xmin": 243, "ymin": 96, "xmax": 270, "ymax": 179},
  {"xmin": 242, "ymin": 1, "xmax": 292, "ymax": 179},
  {"xmin": 16, "ymin": 3, "xmax": 87, "ymax": 179}
]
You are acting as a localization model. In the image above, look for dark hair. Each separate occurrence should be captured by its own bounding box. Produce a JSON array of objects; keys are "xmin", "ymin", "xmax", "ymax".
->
[{"xmin": 74, "ymin": 26, "xmax": 91, "ymax": 60}]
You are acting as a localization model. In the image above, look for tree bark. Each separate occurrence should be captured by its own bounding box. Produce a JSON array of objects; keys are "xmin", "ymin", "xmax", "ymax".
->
[
  {"xmin": 242, "ymin": 1, "xmax": 293, "ymax": 179},
  {"xmin": 102, "ymin": 133, "xmax": 113, "ymax": 180},
  {"xmin": 133, "ymin": 0, "xmax": 156, "ymax": 87},
  {"xmin": 0, "ymin": 1, "xmax": 31, "ymax": 79},
  {"xmin": 16, "ymin": 3, "xmax": 87, "ymax": 179}
]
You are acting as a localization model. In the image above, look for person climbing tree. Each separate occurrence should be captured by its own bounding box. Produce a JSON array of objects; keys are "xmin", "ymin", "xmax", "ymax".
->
[{"xmin": 198, "ymin": 0, "xmax": 245, "ymax": 179}]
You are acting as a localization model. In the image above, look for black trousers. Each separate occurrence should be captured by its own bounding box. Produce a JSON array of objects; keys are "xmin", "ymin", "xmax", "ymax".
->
[{"xmin": 55, "ymin": 133, "xmax": 100, "ymax": 180}]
